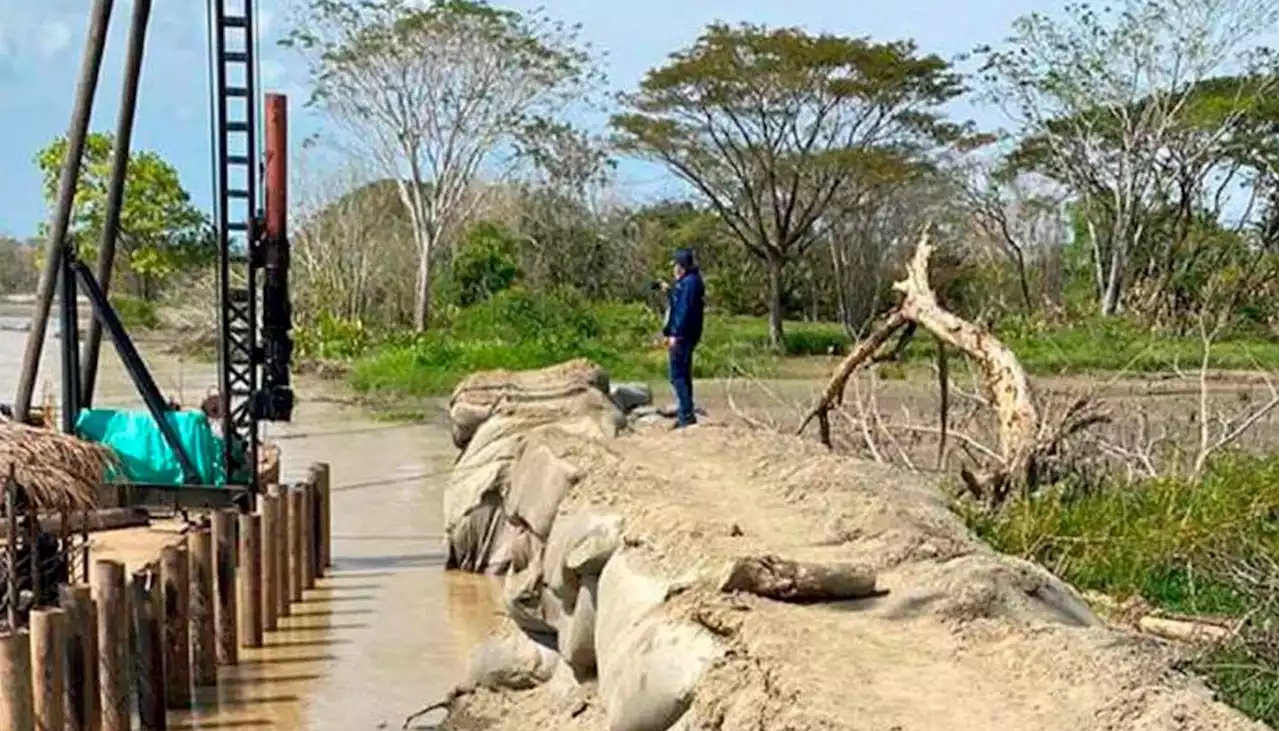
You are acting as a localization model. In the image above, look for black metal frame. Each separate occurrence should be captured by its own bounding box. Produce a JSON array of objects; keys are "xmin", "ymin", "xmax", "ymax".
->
[{"xmin": 212, "ymin": 0, "xmax": 262, "ymax": 493}]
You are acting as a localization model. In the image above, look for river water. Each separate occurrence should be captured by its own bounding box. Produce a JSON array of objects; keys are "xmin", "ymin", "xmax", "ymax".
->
[{"xmin": 0, "ymin": 312, "xmax": 497, "ymax": 730}]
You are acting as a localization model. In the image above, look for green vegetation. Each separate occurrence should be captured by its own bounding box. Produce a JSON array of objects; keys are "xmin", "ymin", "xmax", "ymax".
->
[
  {"xmin": 6, "ymin": 0, "xmax": 1273, "ymax": 722},
  {"xmin": 966, "ymin": 455, "xmax": 1279, "ymax": 725},
  {"xmin": 337, "ymin": 289, "xmax": 848, "ymax": 398},
  {"xmin": 110, "ymin": 295, "xmax": 161, "ymax": 330},
  {"xmin": 307, "ymin": 289, "xmax": 1275, "ymax": 399},
  {"xmin": 34, "ymin": 133, "xmax": 212, "ymax": 302}
]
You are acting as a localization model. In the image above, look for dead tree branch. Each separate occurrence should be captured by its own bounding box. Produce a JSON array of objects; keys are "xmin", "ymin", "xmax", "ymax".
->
[{"xmin": 799, "ymin": 228, "xmax": 1107, "ymax": 505}]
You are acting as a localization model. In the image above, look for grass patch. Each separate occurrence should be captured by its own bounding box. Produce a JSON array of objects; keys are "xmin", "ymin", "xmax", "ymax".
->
[
  {"xmin": 965, "ymin": 455, "xmax": 1279, "ymax": 725},
  {"xmin": 904, "ymin": 316, "xmax": 1278, "ymax": 374},
  {"xmin": 318, "ymin": 293, "xmax": 1277, "ymax": 400},
  {"xmin": 346, "ymin": 290, "xmax": 845, "ymax": 398}
]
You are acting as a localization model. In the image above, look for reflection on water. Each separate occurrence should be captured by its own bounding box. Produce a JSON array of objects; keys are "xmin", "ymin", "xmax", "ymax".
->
[{"xmin": 1, "ymin": 316, "xmax": 499, "ymax": 729}]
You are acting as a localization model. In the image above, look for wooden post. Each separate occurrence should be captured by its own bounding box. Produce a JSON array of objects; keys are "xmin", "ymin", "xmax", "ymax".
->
[
  {"xmin": 300, "ymin": 481, "xmax": 316, "ymax": 591},
  {"xmin": 0, "ymin": 630, "xmax": 34, "ymax": 731},
  {"xmin": 94, "ymin": 560, "xmax": 128, "ymax": 731},
  {"xmin": 159, "ymin": 544, "xmax": 190, "ymax": 709},
  {"xmin": 258, "ymin": 493, "xmax": 279, "ymax": 632},
  {"xmin": 311, "ymin": 462, "xmax": 332, "ymax": 572},
  {"xmin": 270, "ymin": 485, "xmax": 289, "ymax": 619},
  {"xmin": 286, "ymin": 486, "xmax": 304, "ymax": 604},
  {"xmin": 188, "ymin": 528, "xmax": 216, "ymax": 685},
  {"xmin": 238, "ymin": 513, "xmax": 263, "ymax": 648},
  {"xmin": 130, "ymin": 570, "xmax": 166, "ymax": 730},
  {"xmin": 212, "ymin": 509, "xmax": 238, "ymax": 665},
  {"xmin": 30, "ymin": 608, "xmax": 65, "ymax": 731},
  {"xmin": 60, "ymin": 584, "xmax": 99, "ymax": 731},
  {"xmin": 4, "ymin": 478, "xmax": 18, "ymax": 631}
]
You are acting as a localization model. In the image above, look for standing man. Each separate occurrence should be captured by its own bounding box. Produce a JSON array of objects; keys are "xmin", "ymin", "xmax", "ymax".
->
[{"xmin": 662, "ymin": 247, "xmax": 705, "ymax": 429}]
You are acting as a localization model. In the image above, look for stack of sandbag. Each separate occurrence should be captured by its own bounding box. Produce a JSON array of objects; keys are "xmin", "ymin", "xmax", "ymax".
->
[
  {"xmin": 448, "ymin": 358, "xmax": 611, "ymax": 449},
  {"xmin": 445, "ymin": 361, "xmax": 729, "ymax": 731},
  {"xmin": 444, "ymin": 360, "xmax": 624, "ymax": 573}
]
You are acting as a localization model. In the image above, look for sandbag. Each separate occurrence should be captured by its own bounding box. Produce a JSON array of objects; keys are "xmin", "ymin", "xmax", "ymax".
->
[
  {"xmin": 454, "ymin": 416, "xmax": 527, "ymax": 473},
  {"xmin": 449, "ymin": 491, "xmax": 505, "ymax": 572},
  {"xmin": 544, "ymin": 511, "xmax": 624, "ymax": 607},
  {"xmin": 558, "ymin": 575, "xmax": 599, "ymax": 678},
  {"xmin": 506, "ymin": 442, "xmax": 581, "ymax": 540},
  {"xmin": 460, "ymin": 626, "xmax": 563, "ymax": 693},
  {"xmin": 594, "ymin": 550, "xmax": 724, "ymax": 731},
  {"xmin": 609, "ymin": 382, "xmax": 653, "ymax": 412},
  {"xmin": 443, "ymin": 459, "xmax": 509, "ymax": 536},
  {"xmin": 450, "ymin": 401, "xmax": 495, "ymax": 449},
  {"xmin": 503, "ymin": 560, "xmax": 557, "ymax": 635},
  {"xmin": 487, "ymin": 518, "xmax": 547, "ymax": 577},
  {"xmin": 449, "ymin": 359, "xmax": 612, "ymax": 449}
]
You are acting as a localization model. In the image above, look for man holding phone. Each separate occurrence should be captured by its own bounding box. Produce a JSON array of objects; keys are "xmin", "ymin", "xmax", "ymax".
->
[{"xmin": 662, "ymin": 247, "xmax": 706, "ymax": 429}]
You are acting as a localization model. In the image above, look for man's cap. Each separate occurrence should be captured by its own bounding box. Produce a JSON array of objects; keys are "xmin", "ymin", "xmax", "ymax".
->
[{"xmin": 672, "ymin": 247, "xmax": 696, "ymax": 269}]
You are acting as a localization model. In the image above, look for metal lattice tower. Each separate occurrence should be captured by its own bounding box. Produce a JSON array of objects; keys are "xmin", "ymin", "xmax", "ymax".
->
[{"xmin": 211, "ymin": 0, "xmax": 260, "ymax": 490}]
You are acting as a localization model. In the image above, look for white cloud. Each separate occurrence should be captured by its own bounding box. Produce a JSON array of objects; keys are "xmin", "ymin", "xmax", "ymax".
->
[{"xmin": 35, "ymin": 19, "xmax": 70, "ymax": 57}]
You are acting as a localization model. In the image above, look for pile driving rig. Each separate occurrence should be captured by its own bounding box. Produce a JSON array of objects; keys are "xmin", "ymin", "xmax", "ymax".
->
[{"xmin": 10, "ymin": 0, "xmax": 294, "ymax": 511}]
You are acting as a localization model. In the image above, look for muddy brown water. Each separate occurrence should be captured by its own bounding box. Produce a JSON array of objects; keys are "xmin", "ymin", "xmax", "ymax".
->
[{"xmin": 1, "ymin": 315, "xmax": 500, "ymax": 730}]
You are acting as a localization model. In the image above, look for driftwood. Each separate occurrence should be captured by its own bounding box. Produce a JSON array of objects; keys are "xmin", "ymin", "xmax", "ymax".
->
[
  {"xmin": 719, "ymin": 555, "xmax": 878, "ymax": 602},
  {"xmin": 798, "ymin": 229, "xmax": 1103, "ymax": 504},
  {"xmin": 1138, "ymin": 615, "xmax": 1232, "ymax": 644}
]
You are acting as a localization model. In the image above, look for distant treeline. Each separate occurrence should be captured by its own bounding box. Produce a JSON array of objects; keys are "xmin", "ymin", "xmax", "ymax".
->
[{"xmin": 0, "ymin": 236, "xmax": 39, "ymax": 295}]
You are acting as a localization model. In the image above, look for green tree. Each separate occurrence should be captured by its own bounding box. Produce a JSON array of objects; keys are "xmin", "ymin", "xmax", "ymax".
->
[
  {"xmin": 978, "ymin": 0, "xmax": 1276, "ymax": 317},
  {"xmin": 34, "ymin": 133, "xmax": 211, "ymax": 300},
  {"xmin": 282, "ymin": 0, "xmax": 603, "ymax": 332},
  {"xmin": 611, "ymin": 23, "xmax": 967, "ymax": 350},
  {"xmin": 451, "ymin": 221, "xmax": 520, "ymax": 307}
]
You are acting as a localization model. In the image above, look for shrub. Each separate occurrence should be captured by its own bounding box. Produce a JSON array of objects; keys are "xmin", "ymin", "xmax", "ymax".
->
[
  {"xmin": 966, "ymin": 454, "xmax": 1279, "ymax": 725},
  {"xmin": 110, "ymin": 295, "xmax": 160, "ymax": 330}
]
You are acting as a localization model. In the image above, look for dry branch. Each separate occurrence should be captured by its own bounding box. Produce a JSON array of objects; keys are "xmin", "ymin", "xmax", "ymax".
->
[
  {"xmin": 799, "ymin": 228, "xmax": 1105, "ymax": 504},
  {"xmin": 719, "ymin": 555, "xmax": 878, "ymax": 602}
]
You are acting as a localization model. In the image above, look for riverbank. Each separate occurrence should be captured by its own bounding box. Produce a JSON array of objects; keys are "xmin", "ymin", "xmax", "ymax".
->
[{"xmin": 433, "ymin": 362, "xmax": 1272, "ymax": 730}]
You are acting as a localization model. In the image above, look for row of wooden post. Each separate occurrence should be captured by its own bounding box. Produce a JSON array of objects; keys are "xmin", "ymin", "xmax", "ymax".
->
[{"xmin": 0, "ymin": 462, "xmax": 331, "ymax": 731}]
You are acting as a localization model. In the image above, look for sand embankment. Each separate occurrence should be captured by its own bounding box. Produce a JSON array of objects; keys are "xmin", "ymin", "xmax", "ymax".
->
[{"xmin": 435, "ymin": 360, "xmax": 1263, "ymax": 731}]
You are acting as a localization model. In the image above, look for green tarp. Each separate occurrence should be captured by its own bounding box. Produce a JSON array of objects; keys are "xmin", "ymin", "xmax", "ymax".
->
[{"xmin": 75, "ymin": 408, "xmax": 244, "ymax": 487}]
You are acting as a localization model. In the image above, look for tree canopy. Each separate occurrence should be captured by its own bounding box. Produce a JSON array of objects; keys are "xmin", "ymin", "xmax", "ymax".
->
[
  {"xmin": 34, "ymin": 133, "xmax": 211, "ymax": 299},
  {"xmin": 611, "ymin": 22, "xmax": 970, "ymax": 347}
]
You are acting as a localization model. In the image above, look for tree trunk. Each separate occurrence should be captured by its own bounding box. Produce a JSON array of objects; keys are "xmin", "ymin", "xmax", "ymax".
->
[
  {"xmin": 413, "ymin": 246, "xmax": 431, "ymax": 332},
  {"xmin": 1100, "ymin": 243, "xmax": 1124, "ymax": 316},
  {"xmin": 765, "ymin": 254, "xmax": 786, "ymax": 352}
]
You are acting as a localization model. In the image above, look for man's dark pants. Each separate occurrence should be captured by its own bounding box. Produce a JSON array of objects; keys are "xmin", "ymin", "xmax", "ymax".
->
[{"xmin": 668, "ymin": 339, "xmax": 696, "ymax": 427}]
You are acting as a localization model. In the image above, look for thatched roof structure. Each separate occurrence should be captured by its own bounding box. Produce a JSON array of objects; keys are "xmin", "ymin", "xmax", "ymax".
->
[{"xmin": 0, "ymin": 423, "xmax": 114, "ymax": 512}]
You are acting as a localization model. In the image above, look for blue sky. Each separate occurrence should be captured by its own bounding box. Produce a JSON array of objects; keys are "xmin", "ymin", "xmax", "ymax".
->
[{"xmin": 0, "ymin": 0, "xmax": 1063, "ymax": 238}]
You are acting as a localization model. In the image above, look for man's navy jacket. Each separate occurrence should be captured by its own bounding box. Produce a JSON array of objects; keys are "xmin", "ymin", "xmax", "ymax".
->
[{"xmin": 662, "ymin": 268, "xmax": 706, "ymax": 346}]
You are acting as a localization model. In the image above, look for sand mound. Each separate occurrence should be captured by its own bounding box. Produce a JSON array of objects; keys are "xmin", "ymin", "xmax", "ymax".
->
[{"xmin": 438, "ymin": 361, "xmax": 1263, "ymax": 731}]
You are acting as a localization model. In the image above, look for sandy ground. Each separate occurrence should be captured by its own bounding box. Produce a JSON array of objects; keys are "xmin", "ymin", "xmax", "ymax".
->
[
  {"xmin": 447, "ymin": 414, "xmax": 1265, "ymax": 731},
  {"xmin": 88, "ymin": 517, "xmax": 188, "ymax": 574}
]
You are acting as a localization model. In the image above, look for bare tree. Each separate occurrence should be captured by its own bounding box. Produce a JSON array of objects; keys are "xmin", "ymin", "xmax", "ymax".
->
[
  {"xmin": 290, "ymin": 156, "xmax": 416, "ymax": 327},
  {"xmin": 282, "ymin": 0, "xmax": 602, "ymax": 330},
  {"xmin": 961, "ymin": 164, "xmax": 1069, "ymax": 314}
]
